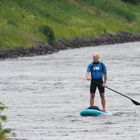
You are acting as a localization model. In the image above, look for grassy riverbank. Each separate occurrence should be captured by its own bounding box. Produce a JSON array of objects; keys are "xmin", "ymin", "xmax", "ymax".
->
[{"xmin": 0, "ymin": 0, "xmax": 140, "ymax": 50}]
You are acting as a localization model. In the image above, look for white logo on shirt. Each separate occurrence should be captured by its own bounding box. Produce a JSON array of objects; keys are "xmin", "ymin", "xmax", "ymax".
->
[{"xmin": 94, "ymin": 67, "xmax": 100, "ymax": 70}]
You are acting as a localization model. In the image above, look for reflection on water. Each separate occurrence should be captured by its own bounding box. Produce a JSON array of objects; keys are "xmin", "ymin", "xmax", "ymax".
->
[{"xmin": 0, "ymin": 42, "xmax": 140, "ymax": 140}]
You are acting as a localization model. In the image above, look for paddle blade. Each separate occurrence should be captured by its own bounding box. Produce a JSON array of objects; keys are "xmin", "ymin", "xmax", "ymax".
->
[{"xmin": 131, "ymin": 99, "xmax": 140, "ymax": 105}]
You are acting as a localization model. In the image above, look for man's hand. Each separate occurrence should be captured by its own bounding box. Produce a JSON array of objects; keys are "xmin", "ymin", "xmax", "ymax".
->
[
  {"xmin": 87, "ymin": 77, "xmax": 91, "ymax": 81},
  {"xmin": 103, "ymin": 83, "xmax": 107, "ymax": 87},
  {"xmin": 86, "ymin": 72, "xmax": 91, "ymax": 81}
]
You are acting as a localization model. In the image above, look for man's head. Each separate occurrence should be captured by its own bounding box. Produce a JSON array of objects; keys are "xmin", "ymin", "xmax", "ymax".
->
[{"xmin": 92, "ymin": 53, "xmax": 99, "ymax": 62}]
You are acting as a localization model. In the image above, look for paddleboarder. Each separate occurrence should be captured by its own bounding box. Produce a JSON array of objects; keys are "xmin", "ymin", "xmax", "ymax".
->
[{"xmin": 86, "ymin": 53, "xmax": 107, "ymax": 112}]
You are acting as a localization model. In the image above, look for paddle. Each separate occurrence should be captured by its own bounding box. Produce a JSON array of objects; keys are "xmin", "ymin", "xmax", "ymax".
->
[
  {"xmin": 92, "ymin": 80, "xmax": 140, "ymax": 105},
  {"xmin": 105, "ymin": 86, "xmax": 140, "ymax": 106}
]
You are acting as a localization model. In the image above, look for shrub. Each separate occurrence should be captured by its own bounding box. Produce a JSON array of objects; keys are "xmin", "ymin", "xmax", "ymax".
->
[
  {"xmin": 121, "ymin": 0, "xmax": 140, "ymax": 4},
  {"xmin": 40, "ymin": 25, "xmax": 55, "ymax": 45},
  {"xmin": 0, "ymin": 102, "xmax": 11, "ymax": 139}
]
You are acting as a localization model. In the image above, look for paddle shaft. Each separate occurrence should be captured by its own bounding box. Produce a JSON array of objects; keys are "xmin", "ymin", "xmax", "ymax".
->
[
  {"xmin": 106, "ymin": 86, "xmax": 132, "ymax": 100},
  {"xmin": 92, "ymin": 80, "xmax": 140, "ymax": 105},
  {"xmin": 93, "ymin": 80, "xmax": 131, "ymax": 100}
]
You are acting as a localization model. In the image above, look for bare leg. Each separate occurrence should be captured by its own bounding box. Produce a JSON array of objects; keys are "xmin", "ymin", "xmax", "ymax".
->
[
  {"xmin": 90, "ymin": 93, "xmax": 95, "ymax": 106},
  {"xmin": 100, "ymin": 93, "xmax": 106, "ymax": 110}
]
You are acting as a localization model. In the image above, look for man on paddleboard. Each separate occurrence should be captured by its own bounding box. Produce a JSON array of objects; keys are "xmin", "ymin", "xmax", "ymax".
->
[{"xmin": 86, "ymin": 53, "xmax": 107, "ymax": 112}]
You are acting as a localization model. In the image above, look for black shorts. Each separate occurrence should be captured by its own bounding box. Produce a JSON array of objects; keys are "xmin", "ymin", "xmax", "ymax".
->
[{"xmin": 90, "ymin": 79, "xmax": 105, "ymax": 94}]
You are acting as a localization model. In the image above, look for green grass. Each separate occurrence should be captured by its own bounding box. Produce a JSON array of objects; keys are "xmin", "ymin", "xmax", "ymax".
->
[{"xmin": 0, "ymin": 0, "xmax": 140, "ymax": 50}]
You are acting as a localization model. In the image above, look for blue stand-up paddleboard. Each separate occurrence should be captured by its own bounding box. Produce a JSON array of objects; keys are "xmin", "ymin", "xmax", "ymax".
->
[{"xmin": 80, "ymin": 106, "xmax": 112, "ymax": 117}]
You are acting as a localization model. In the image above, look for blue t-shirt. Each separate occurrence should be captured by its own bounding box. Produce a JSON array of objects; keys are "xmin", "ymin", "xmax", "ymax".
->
[{"xmin": 87, "ymin": 62, "xmax": 107, "ymax": 79}]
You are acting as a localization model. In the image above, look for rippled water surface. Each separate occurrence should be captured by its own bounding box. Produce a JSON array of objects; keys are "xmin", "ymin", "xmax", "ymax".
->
[{"xmin": 0, "ymin": 42, "xmax": 140, "ymax": 140}]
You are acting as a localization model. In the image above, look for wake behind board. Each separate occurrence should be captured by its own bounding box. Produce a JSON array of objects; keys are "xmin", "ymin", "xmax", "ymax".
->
[{"xmin": 80, "ymin": 106, "xmax": 112, "ymax": 117}]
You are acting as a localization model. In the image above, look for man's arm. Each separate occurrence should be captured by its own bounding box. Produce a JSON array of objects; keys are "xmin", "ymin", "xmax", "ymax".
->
[
  {"xmin": 102, "ymin": 63, "xmax": 107, "ymax": 86},
  {"xmin": 103, "ymin": 73, "xmax": 107, "ymax": 87},
  {"xmin": 86, "ymin": 72, "xmax": 91, "ymax": 80}
]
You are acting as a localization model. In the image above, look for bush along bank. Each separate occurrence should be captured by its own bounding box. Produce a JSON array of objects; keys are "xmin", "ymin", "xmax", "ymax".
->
[
  {"xmin": 0, "ymin": 102, "xmax": 11, "ymax": 140},
  {"xmin": 0, "ymin": 32, "xmax": 140, "ymax": 59}
]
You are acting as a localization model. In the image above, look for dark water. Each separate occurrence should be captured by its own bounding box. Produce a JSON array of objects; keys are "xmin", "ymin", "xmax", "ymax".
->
[{"xmin": 0, "ymin": 42, "xmax": 140, "ymax": 140}]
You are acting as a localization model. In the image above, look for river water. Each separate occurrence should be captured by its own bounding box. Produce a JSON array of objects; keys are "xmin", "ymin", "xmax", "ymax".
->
[{"xmin": 0, "ymin": 42, "xmax": 140, "ymax": 140}]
